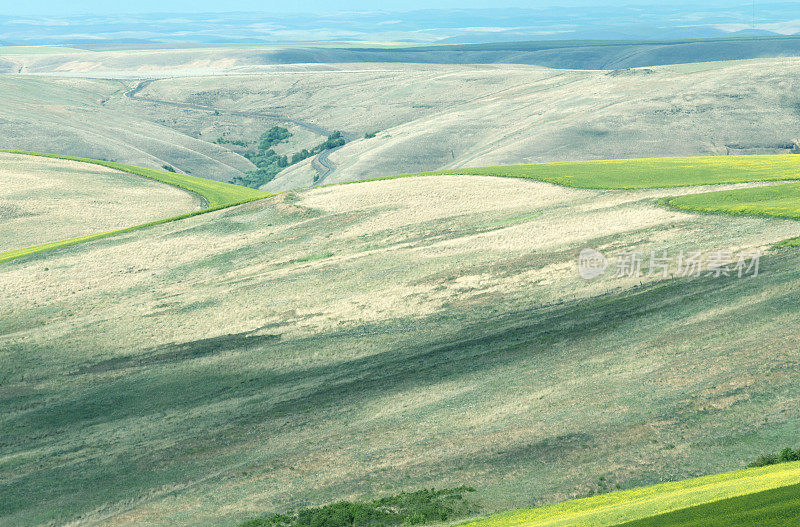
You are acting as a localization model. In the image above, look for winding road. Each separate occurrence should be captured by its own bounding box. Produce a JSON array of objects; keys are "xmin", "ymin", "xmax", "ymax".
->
[{"xmin": 311, "ymin": 143, "xmax": 346, "ymax": 185}]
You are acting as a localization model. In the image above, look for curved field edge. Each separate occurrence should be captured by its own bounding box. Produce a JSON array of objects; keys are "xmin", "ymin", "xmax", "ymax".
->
[
  {"xmin": 458, "ymin": 462, "xmax": 800, "ymax": 527},
  {"xmin": 659, "ymin": 182, "xmax": 800, "ymax": 246},
  {"xmin": 329, "ymin": 155, "xmax": 800, "ymax": 245},
  {"xmin": 0, "ymin": 150, "xmax": 266, "ymax": 208},
  {"xmin": 0, "ymin": 150, "xmax": 271, "ymax": 263},
  {"xmin": 615, "ymin": 481, "xmax": 800, "ymax": 526}
]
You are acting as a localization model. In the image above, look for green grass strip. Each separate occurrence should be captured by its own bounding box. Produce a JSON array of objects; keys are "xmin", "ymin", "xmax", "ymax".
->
[
  {"xmin": 399, "ymin": 155, "xmax": 800, "ymax": 190},
  {"xmin": 460, "ymin": 462, "xmax": 800, "ymax": 527},
  {"xmin": 0, "ymin": 150, "xmax": 271, "ymax": 263}
]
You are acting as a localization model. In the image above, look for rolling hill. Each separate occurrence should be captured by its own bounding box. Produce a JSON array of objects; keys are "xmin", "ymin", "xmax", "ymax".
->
[
  {"xmin": 4, "ymin": 154, "xmax": 800, "ymax": 525},
  {"xmin": 0, "ymin": 151, "xmax": 267, "ymax": 263},
  {"xmin": 0, "ymin": 152, "xmax": 201, "ymax": 251},
  {"xmin": 9, "ymin": 37, "xmax": 800, "ymax": 71},
  {"xmin": 5, "ymin": 53, "xmax": 800, "ymax": 191}
]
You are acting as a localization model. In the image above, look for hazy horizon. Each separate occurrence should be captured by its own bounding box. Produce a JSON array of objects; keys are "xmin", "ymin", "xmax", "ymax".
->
[
  {"xmin": 1, "ymin": 2, "xmax": 793, "ymax": 47},
  {"xmin": 0, "ymin": 0, "xmax": 736, "ymax": 17}
]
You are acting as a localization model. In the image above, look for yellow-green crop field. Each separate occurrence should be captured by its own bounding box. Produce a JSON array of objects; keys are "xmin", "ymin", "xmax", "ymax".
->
[
  {"xmin": 462, "ymin": 462, "xmax": 800, "ymax": 527},
  {"xmin": 425, "ymin": 155, "xmax": 800, "ymax": 189},
  {"xmin": 664, "ymin": 182, "xmax": 800, "ymax": 219},
  {"xmin": 618, "ymin": 481, "xmax": 800, "ymax": 526},
  {"xmin": 386, "ymin": 154, "xmax": 800, "ymax": 244}
]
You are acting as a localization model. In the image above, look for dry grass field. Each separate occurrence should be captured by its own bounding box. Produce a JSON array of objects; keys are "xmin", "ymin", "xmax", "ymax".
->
[
  {"xmin": 4, "ymin": 174, "xmax": 800, "ymax": 525},
  {"xmin": 0, "ymin": 152, "xmax": 201, "ymax": 251},
  {"xmin": 0, "ymin": 75, "xmax": 258, "ymax": 182}
]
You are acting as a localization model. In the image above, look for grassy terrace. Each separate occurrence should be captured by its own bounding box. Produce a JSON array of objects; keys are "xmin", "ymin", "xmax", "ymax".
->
[
  {"xmin": 0, "ymin": 150, "xmax": 269, "ymax": 263},
  {"xmin": 461, "ymin": 462, "xmax": 800, "ymax": 527}
]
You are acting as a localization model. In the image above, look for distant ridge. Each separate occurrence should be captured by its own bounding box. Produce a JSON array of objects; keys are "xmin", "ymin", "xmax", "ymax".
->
[
  {"xmin": 251, "ymin": 35, "xmax": 800, "ymax": 70},
  {"xmin": 11, "ymin": 34, "xmax": 800, "ymax": 71}
]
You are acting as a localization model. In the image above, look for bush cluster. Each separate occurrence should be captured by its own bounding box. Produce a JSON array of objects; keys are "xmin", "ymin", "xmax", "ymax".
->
[
  {"xmin": 259, "ymin": 126, "xmax": 292, "ymax": 150},
  {"xmin": 215, "ymin": 138, "xmax": 250, "ymax": 147},
  {"xmin": 239, "ymin": 486, "xmax": 478, "ymax": 527},
  {"xmin": 232, "ymin": 129, "xmax": 347, "ymax": 188},
  {"xmin": 748, "ymin": 447, "xmax": 800, "ymax": 468}
]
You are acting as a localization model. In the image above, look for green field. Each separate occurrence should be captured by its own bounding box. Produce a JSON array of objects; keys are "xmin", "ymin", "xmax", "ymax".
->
[
  {"xmin": 663, "ymin": 182, "xmax": 800, "ymax": 219},
  {"xmin": 0, "ymin": 150, "xmax": 269, "ymax": 263},
  {"xmin": 617, "ymin": 481, "xmax": 800, "ymax": 526},
  {"xmin": 462, "ymin": 462, "xmax": 800, "ymax": 527},
  {"xmin": 421, "ymin": 155, "xmax": 800, "ymax": 190}
]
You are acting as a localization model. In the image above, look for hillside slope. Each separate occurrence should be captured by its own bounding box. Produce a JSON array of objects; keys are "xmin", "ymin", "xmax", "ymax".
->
[
  {"xmin": 0, "ymin": 152, "xmax": 202, "ymax": 251},
  {"xmin": 8, "ymin": 37, "xmax": 800, "ymax": 71},
  {"xmin": 0, "ymin": 76, "xmax": 257, "ymax": 182},
  {"xmin": 0, "ymin": 151, "xmax": 267, "ymax": 262},
  {"xmin": 5, "ymin": 57, "xmax": 800, "ymax": 189},
  {"xmin": 3, "ymin": 170, "xmax": 800, "ymax": 525}
]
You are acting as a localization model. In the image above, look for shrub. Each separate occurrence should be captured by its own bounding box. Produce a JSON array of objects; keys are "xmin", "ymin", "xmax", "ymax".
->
[
  {"xmin": 291, "ymin": 149, "xmax": 312, "ymax": 164},
  {"xmin": 228, "ymin": 127, "xmax": 349, "ymax": 188},
  {"xmin": 161, "ymin": 164, "xmax": 176, "ymax": 172},
  {"xmin": 780, "ymin": 447, "xmax": 800, "ymax": 463},
  {"xmin": 748, "ymin": 447, "xmax": 800, "ymax": 468},
  {"xmin": 239, "ymin": 513, "xmax": 293, "ymax": 527},
  {"xmin": 238, "ymin": 486, "xmax": 478, "ymax": 527},
  {"xmin": 215, "ymin": 138, "xmax": 249, "ymax": 147},
  {"xmin": 319, "ymin": 132, "xmax": 346, "ymax": 150},
  {"xmin": 259, "ymin": 126, "xmax": 292, "ymax": 151}
]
